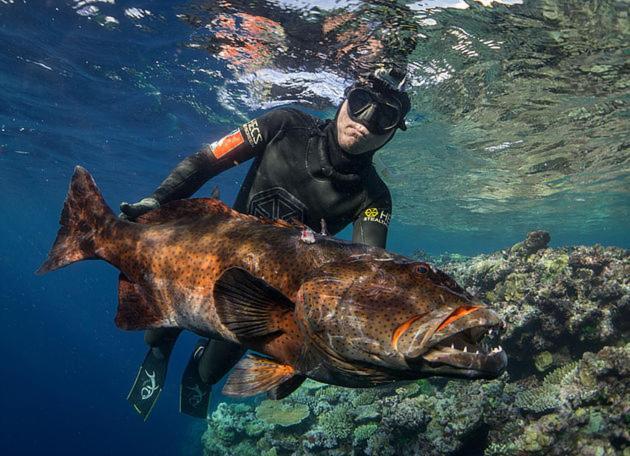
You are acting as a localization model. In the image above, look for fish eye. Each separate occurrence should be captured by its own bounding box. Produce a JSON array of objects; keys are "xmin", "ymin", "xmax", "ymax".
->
[{"xmin": 416, "ymin": 264, "xmax": 429, "ymax": 274}]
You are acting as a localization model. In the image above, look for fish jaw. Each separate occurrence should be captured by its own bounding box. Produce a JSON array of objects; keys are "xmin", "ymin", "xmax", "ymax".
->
[{"xmin": 402, "ymin": 306, "xmax": 508, "ymax": 379}]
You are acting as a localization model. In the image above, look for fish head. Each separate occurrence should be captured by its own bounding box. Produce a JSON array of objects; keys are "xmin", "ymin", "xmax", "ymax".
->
[{"xmin": 296, "ymin": 258, "xmax": 507, "ymax": 382}]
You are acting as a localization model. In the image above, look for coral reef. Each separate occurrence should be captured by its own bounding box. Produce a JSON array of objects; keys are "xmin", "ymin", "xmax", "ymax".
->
[
  {"xmin": 201, "ymin": 235, "xmax": 628, "ymax": 455},
  {"xmin": 436, "ymin": 232, "xmax": 629, "ymax": 374}
]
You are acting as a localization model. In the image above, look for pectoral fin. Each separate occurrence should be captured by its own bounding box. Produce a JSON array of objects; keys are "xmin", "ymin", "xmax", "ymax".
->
[
  {"xmin": 214, "ymin": 267, "xmax": 295, "ymax": 339},
  {"xmin": 222, "ymin": 353, "xmax": 297, "ymax": 397}
]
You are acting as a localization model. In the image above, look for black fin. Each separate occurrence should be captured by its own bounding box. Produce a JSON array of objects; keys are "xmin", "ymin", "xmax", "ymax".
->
[
  {"xmin": 267, "ymin": 375, "xmax": 306, "ymax": 400},
  {"xmin": 179, "ymin": 339, "xmax": 211, "ymax": 419},
  {"xmin": 127, "ymin": 347, "xmax": 169, "ymax": 421},
  {"xmin": 222, "ymin": 353, "xmax": 296, "ymax": 397},
  {"xmin": 214, "ymin": 267, "xmax": 295, "ymax": 339}
]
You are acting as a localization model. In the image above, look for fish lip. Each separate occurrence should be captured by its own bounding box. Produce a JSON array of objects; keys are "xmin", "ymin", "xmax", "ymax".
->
[
  {"xmin": 402, "ymin": 308, "xmax": 503, "ymax": 359},
  {"xmin": 417, "ymin": 345, "xmax": 508, "ymax": 377},
  {"xmin": 405, "ymin": 319, "xmax": 508, "ymax": 378},
  {"xmin": 424, "ymin": 309, "xmax": 503, "ymax": 349}
]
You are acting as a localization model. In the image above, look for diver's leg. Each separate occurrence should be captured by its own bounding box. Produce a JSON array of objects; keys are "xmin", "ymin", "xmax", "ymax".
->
[
  {"xmin": 199, "ymin": 339, "xmax": 245, "ymax": 384},
  {"xmin": 127, "ymin": 328, "xmax": 182, "ymax": 420},
  {"xmin": 180, "ymin": 339, "xmax": 245, "ymax": 418}
]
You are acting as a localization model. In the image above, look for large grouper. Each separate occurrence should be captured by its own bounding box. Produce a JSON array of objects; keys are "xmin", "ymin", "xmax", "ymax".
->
[{"xmin": 38, "ymin": 166, "xmax": 507, "ymax": 399}]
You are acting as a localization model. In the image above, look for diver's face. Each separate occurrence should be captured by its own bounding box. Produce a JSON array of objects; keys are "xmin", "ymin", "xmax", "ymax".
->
[{"xmin": 336, "ymin": 100, "xmax": 395, "ymax": 155}]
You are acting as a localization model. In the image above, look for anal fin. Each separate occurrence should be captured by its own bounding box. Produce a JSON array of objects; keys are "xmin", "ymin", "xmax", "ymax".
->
[
  {"xmin": 222, "ymin": 353, "xmax": 297, "ymax": 398},
  {"xmin": 115, "ymin": 274, "xmax": 168, "ymax": 330}
]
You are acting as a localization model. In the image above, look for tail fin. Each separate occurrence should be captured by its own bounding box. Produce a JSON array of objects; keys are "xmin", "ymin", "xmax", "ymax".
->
[{"xmin": 37, "ymin": 166, "xmax": 114, "ymax": 275}]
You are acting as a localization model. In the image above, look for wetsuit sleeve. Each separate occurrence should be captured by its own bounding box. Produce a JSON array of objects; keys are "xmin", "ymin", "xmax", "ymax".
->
[
  {"xmin": 352, "ymin": 187, "xmax": 392, "ymax": 249},
  {"xmin": 150, "ymin": 111, "xmax": 287, "ymax": 204}
]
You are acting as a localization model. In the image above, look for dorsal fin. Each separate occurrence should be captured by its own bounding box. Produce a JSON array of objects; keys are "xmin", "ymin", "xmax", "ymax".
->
[
  {"xmin": 135, "ymin": 198, "xmax": 237, "ymax": 225},
  {"xmin": 135, "ymin": 197, "xmax": 305, "ymax": 230}
]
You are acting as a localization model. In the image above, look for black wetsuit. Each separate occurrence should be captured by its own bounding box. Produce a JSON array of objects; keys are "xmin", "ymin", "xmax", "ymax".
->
[
  {"xmin": 152, "ymin": 107, "xmax": 392, "ymax": 243},
  {"xmin": 137, "ymin": 107, "xmax": 393, "ymax": 414}
]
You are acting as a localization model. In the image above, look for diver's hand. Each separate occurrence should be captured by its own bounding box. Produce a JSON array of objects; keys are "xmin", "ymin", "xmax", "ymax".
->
[{"xmin": 119, "ymin": 197, "xmax": 160, "ymax": 221}]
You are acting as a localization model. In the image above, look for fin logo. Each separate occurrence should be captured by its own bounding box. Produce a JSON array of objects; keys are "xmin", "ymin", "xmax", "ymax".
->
[
  {"xmin": 249, "ymin": 187, "xmax": 306, "ymax": 223},
  {"xmin": 243, "ymin": 119, "xmax": 262, "ymax": 145},
  {"xmin": 186, "ymin": 384, "xmax": 207, "ymax": 408},
  {"xmin": 140, "ymin": 370, "xmax": 159, "ymax": 400}
]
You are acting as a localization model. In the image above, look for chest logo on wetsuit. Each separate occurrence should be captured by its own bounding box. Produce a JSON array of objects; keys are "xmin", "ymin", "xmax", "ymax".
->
[
  {"xmin": 363, "ymin": 207, "xmax": 391, "ymax": 227},
  {"xmin": 243, "ymin": 119, "xmax": 263, "ymax": 146},
  {"xmin": 249, "ymin": 187, "xmax": 307, "ymax": 223}
]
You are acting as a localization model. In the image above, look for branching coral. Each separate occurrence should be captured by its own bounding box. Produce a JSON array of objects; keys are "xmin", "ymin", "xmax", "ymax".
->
[{"xmin": 515, "ymin": 362, "xmax": 579, "ymax": 413}]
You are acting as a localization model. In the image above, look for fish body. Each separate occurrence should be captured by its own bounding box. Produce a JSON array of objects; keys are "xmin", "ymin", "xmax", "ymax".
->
[{"xmin": 39, "ymin": 167, "xmax": 507, "ymax": 398}]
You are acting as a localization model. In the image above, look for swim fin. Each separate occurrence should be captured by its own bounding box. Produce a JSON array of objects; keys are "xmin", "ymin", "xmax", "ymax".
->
[
  {"xmin": 127, "ymin": 347, "xmax": 169, "ymax": 421},
  {"xmin": 180, "ymin": 339, "xmax": 212, "ymax": 419}
]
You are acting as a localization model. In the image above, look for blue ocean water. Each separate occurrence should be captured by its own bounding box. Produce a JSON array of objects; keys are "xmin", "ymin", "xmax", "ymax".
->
[{"xmin": 1, "ymin": 1, "xmax": 627, "ymax": 455}]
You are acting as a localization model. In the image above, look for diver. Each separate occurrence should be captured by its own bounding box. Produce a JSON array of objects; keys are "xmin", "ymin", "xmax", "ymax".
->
[{"xmin": 120, "ymin": 67, "xmax": 411, "ymax": 419}]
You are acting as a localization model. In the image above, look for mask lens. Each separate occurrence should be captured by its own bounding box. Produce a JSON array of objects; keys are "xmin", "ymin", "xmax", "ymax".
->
[
  {"xmin": 347, "ymin": 88, "xmax": 402, "ymax": 134},
  {"xmin": 376, "ymin": 103, "xmax": 401, "ymax": 131},
  {"xmin": 347, "ymin": 88, "xmax": 375, "ymax": 117}
]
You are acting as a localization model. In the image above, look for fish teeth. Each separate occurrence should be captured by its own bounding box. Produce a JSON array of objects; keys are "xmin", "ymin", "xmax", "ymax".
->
[
  {"xmin": 489, "ymin": 329, "xmax": 493, "ymax": 336},
  {"xmin": 475, "ymin": 350, "xmax": 479, "ymax": 354},
  {"xmin": 463, "ymin": 346, "xmax": 467, "ymax": 352},
  {"xmin": 451, "ymin": 343, "xmax": 455, "ymax": 350}
]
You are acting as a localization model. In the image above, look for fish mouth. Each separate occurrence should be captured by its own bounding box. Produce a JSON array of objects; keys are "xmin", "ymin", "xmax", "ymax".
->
[{"xmin": 404, "ymin": 310, "xmax": 508, "ymax": 379}]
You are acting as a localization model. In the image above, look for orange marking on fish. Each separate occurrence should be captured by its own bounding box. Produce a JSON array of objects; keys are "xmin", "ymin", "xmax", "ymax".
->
[
  {"xmin": 436, "ymin": 306, "xmax": 480, "ymax": 332},
  {"xmin": 391, "ymin": 313, "xmax": 426, "ymax": 350}
]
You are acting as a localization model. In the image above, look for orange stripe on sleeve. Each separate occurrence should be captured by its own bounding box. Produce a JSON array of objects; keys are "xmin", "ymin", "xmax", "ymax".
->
[{"xmin": 211, "ymin": 130, "xmax": 245, "ymax": 159}]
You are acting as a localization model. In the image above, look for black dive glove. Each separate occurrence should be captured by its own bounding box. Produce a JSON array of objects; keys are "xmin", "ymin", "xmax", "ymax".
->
[{"xmin": 119, "ymin": 197, "xmax": 160, "ymax": 221}]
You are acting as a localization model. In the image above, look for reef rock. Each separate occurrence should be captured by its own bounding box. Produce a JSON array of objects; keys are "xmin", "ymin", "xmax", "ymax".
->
[{"xmin": 435, "ymin": 232, "xmax": 629, "ymax": 374}]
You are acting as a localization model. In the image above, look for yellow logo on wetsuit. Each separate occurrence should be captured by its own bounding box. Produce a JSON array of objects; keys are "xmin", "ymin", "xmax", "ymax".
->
[{"xmin": 363, "ymin": 208, "xmax": 391, "ymax": 227}]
